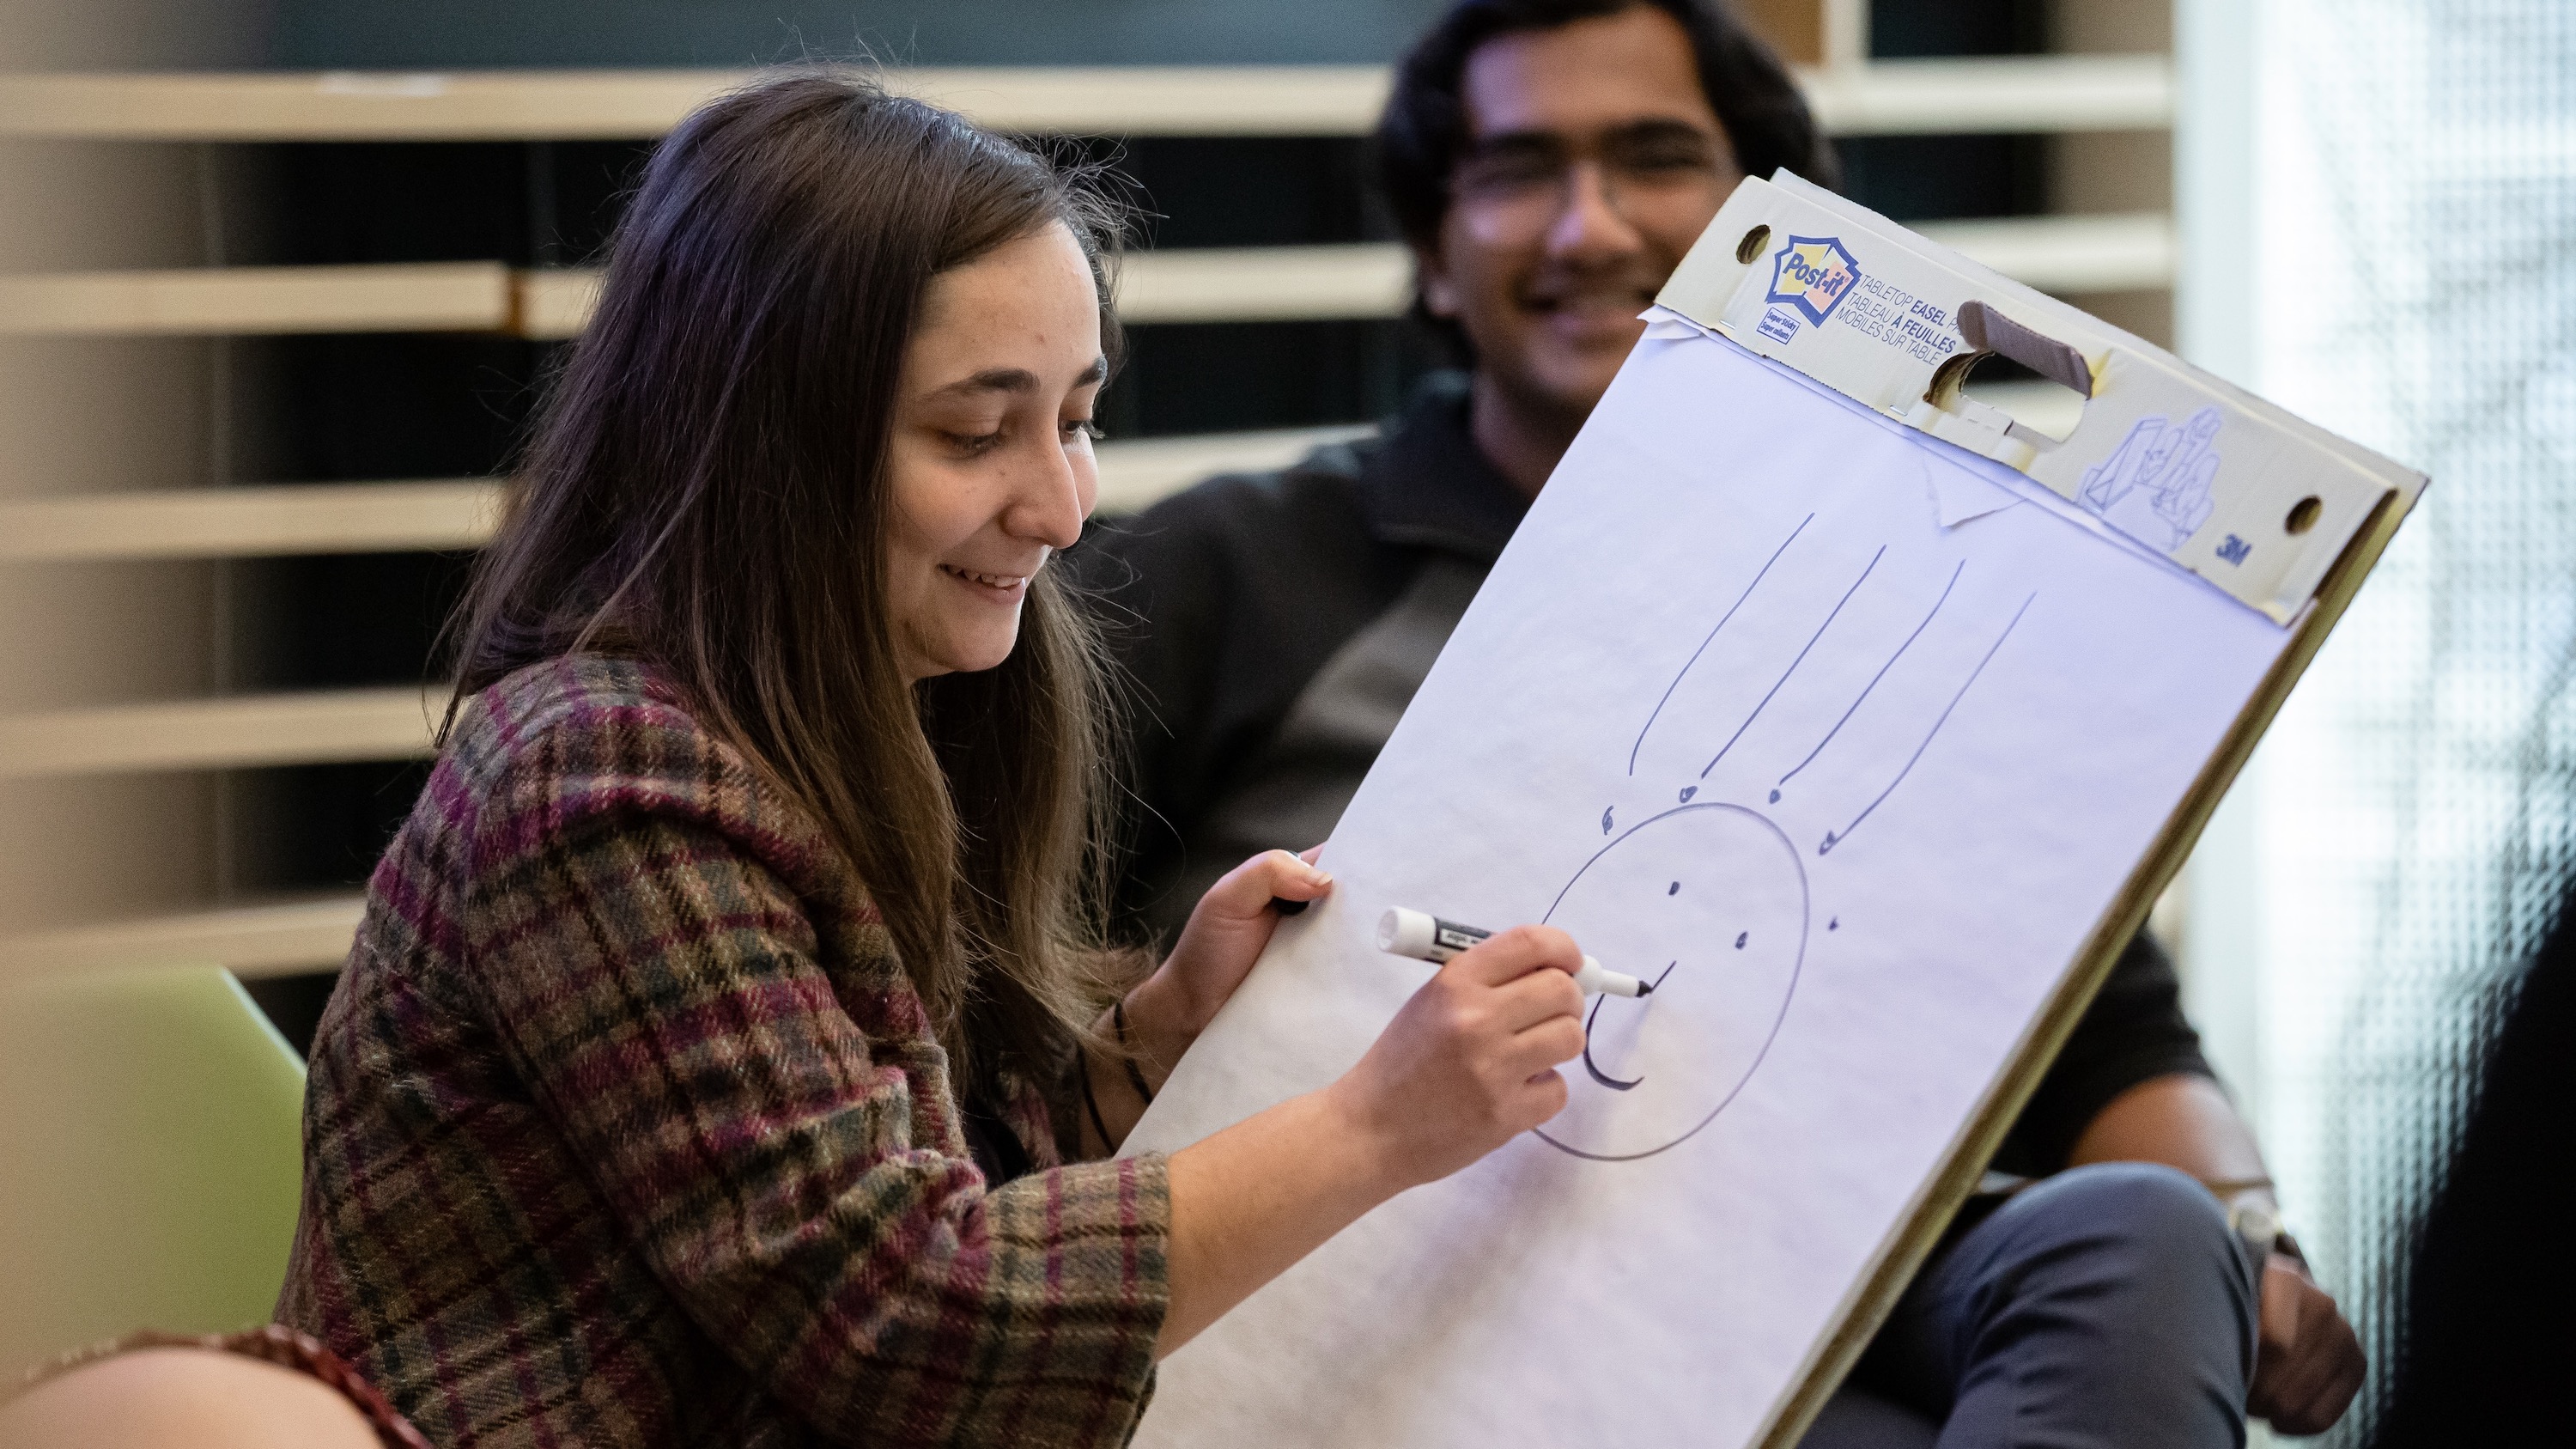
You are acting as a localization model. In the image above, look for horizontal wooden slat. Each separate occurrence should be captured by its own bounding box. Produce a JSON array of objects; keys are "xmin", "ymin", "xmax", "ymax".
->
[
  {"xmin": 1799, "ymin": 55, "xmax": 2172, "ymax": 135},
  {"xmin": 1, "ymin": 216, "xmax": 2170, "ymax": 341},
  {"xmin": 1917, "ymin": 211, "xmax": 2174, "ymax": 294},
  {"xmin": 0, "ymin": 66, "xmax": 1394, "ymax": 141},
  {"xmin": 902, "ymin": 66, "xmax": 1396, "ymax": 137},
  {"xmin": 514, "ymin": 245, "xmax": 1412, "ymax": 338},
  {"xmin": 513, "ymin": 268, "xmax": 598, "ymax": 341},
  {"xmin": 1115, "ymin": 243, "xmax": 1411, "ymax": 325},
  {"xmin": 0, "ymin": 262, "xmax": 511, "ymax": 337},
  {"xmin": 1094, "ymin": 424, "xmax": 1373, "ymax": 513},
  {"xmin": 0, "ymin": 425, "xmax": 1372, "ymax": 561},
  {"xmin": 0, "ymin": 68, "xmax": 740, "ymax": 140},
  {"xmin": 0, "ymin": 57, "xmax": 2172, "ymax": 143},
  {"xmin": 1, "ymin": 896, "xmax": 363, "ymax": 977},
  {"xmin": 1, "ymin": 248, "xmax": 1412, "ymax": 342},
  {"xmin": 1088, "ymin": 219, "xmax": 2178, "ymax": 322},
  {"xmin": 0, "ymin": 479, "xmax": 495, "ymax": 561},
  {"xmin": 0, "ymin": 685, "xmax": 448, "ymax": 779}
]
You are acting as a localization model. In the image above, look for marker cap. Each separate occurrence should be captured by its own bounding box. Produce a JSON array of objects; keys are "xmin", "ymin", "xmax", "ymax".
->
[{"xmin": 1376, "ymin": 907, "xmax": 1438, "ymax": 958}]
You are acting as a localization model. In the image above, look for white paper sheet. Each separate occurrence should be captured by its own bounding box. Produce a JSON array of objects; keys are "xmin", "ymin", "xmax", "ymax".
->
[{"xmin": 1122, "ymin": 328, "xmax": 2290, "ymax": 1449}]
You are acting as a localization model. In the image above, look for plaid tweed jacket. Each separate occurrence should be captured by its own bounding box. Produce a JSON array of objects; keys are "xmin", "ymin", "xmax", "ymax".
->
[{"xmin": 277, "ymin": 654, "xmax": 1172, "ymax": 1449}]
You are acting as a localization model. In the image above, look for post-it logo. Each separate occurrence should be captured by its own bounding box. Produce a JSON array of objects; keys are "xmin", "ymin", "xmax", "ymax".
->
[{"xmin": 1766, "ymin": 235, "xmax": 1861, "ymax": 326}]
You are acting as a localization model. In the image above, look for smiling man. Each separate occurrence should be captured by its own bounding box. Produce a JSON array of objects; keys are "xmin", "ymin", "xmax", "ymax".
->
[
  {"xmin": 1402, "ymin": 0, "xmax": 1747, "ymax": 496},
  {"xmin": 1084, "ymin": 3, "xmax": 2363, "ymax": 1445},
  {"xmin": 1090, "ymin": 0, "xmax": 1808, "ymax": 935}
]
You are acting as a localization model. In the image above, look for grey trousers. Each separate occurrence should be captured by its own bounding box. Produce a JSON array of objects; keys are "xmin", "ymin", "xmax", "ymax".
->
[{"xmin": 1800, "ymin": 1162, "xmax": 2261, "ymax": 1449}]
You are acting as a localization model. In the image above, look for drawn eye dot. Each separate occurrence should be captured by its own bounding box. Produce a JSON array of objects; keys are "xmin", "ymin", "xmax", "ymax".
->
[
  {"xmin": 1735, "ymin": 931, "xmax": 1748, "ymax": 948},
  {"xmin": 1668, "ymin": 881, "xmax": 1680, "ymax": 896},
  {"xmin": 1829, "ymin": 917, "xmax": 1840, "ymax": 930}
]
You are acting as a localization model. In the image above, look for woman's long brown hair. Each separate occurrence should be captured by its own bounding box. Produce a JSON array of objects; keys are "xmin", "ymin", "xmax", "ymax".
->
[{"xmin": 444, "ymin": 71, "xmax": 1131, "ymax": 1087}]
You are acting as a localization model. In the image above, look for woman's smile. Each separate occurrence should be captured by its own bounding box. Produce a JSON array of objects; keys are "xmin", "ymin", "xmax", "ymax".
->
[{"xmin": 939, "ymin": 560, "xmax": 1037, "ymax": 600}]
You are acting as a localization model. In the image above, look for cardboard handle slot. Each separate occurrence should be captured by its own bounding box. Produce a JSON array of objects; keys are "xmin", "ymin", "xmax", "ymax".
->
[{"xmin": 1957, "ymin": 300, "xmax": 2093, "ymax": 399}]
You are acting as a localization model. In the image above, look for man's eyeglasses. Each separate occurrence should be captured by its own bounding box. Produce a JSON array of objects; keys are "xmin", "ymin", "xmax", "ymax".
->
[{"xmin": 1449, "ymin": 120, "xmax": 1735, "ymax": 235}]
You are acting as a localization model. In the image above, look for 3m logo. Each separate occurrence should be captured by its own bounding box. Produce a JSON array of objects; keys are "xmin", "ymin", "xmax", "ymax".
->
[
  {"xmin": 1766, "ymin": 235, "xmax": 1862, "ymax": 326},
  {"xmin": 2215, "ymin": 534, "xmax": 2251, "ymax": 565}
]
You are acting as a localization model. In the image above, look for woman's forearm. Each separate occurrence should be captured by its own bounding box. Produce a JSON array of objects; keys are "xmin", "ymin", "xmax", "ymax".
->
[
  {"xmin": 1157, "ymin": 1082, "xmax": 1398, "ymax": 1357},
  {"xmin": 1146, "ymin": 926, "xmax": 1591, "ymax": 1358}
]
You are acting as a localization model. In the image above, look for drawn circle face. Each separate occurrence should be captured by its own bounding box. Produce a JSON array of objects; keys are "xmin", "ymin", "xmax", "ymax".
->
[{"xmin": 1534, "ymin": 803, "xmax": 1807, "ymax": 1160}]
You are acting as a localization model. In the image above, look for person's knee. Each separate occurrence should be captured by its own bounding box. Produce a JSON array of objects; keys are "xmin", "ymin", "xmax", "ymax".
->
[
  {"xmin": 1949, "ymin": 1162, "xmax": 2256, "ymax": 1375},
  {"xmin": 1993, "ymin": 1161, "xmax": 2252, "ymax": 1307},
  {"xmin": 2022, "ymin": 1161, "xmax": 2229, "ymax": 1247},
  {"xmin": 1919, "ymin": 1165, "xmax": 2261, "ymax": 1441}
]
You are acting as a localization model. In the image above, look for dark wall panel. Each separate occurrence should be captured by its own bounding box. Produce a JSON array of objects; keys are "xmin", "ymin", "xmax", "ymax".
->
[
  {"xmin": 229, "ymin": 760, "xmax": 435, "ymax": 894},
  {"xmin": 1105, "ymin": 137, "xmax": 1392, "ymax": 250},
  {"xmin": 272, "ymin": 0, "xmax": 1455, "ymax": 70},
  {"xmin": 242, "ymin": 141, "xmax": 655, "ymax": 268},
  {"xmin": 265, "ymin": 143, "xmax": 531, "ymax": 265},
  {"xmin": 1835, "ymin": 134, "xmax": 2047, "ymax": 222},
  {"xmin": 231, "ymin": 551, "xmax": 474, "ymax": 692},
  {"xmin": 1869, "ymin": 0, "xmax": 2047, "ymax": 58},
  {"xmin": 1104, "ymin": 320, "xmax": 1443, "ymax": 440},
  {"xmin": 234, "ymin": 335, "xmax": 553, "ymax": 483}
]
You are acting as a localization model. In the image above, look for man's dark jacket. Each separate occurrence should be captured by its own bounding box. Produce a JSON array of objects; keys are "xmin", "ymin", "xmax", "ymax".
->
[{"xmin": 1081, "ymin": 374, "xmax": 2214, "ymax": 1175}]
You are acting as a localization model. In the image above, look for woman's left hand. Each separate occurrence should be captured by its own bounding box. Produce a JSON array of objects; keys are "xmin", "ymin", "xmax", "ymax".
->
[{"xmin": 1117, "ymin": 848, "xmax": 1331, "ymax": 1094}]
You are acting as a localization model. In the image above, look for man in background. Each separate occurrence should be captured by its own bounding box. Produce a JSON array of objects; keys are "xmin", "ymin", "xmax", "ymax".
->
[{"xmin": 1084, "ymin": 2, "xmax": 2364, "ymax": 1442}]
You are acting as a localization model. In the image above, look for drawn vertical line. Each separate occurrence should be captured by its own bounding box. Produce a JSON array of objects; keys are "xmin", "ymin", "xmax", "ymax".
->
[
  {"xmin": 1820, "ymin": 592, "xmax": 2038, "ymax": 855},
  {"xmin": 1701, "ymin": 546, "xmax": 1887, "ymax": 780},
  {"xmin": 1775, "ymin": 560, "xmax": 1966, "ymax": 793},
  {"xmin": 1627, "ymin": 512, "xmax": 1814, "ymax": 776}
]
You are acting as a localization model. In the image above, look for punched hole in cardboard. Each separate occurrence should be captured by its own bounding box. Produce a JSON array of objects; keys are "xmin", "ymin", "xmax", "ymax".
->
[
  {"xmin": 1735, "ymin": 224, "xmax": 1771, "ymax": 264},
  {"xmin": 1941, "ymin": 300, "xmax": 2095, "ymax": 443},
  {"xmin": 1957, "ymin": 355, "xmax": 2088, "ymax": 441},
  {"xmin": 2285, "ymin": 495, "xmax": 2323, "ymax": 535}
]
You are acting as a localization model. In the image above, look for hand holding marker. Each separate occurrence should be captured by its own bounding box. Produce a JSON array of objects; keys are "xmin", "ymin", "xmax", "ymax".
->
[
  {"xmin": 1377, "ymin": 908, "xmax": 1651, "ymax": 998},
  {"xmin": 1264, "ymin": 892, "xmax": 1646, "ymax": 997}
]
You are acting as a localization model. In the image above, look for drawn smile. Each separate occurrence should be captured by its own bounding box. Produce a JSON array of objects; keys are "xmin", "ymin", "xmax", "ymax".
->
[{"xmin": 1581, "ymin": 960, "xmax": 1677, "ymax": 1091}]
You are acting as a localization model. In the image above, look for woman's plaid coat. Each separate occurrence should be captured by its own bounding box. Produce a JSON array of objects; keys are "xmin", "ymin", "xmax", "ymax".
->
[{"xmin": 276, "ymin": 654, "xmax": 1171, "ymax": 1449}]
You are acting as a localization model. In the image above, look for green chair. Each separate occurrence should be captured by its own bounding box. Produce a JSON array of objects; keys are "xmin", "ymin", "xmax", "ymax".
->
[{"xmin": 0, "ymin": 966, "xmax": 307, "ymax": 1377}]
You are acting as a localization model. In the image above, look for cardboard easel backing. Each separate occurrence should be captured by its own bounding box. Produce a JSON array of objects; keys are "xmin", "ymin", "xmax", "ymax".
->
[{"xmin": 1649, "ymin": 175, "xmax": 2427, "ymax": 1449}]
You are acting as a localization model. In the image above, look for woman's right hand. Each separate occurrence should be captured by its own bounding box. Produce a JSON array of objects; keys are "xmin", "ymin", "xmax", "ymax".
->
[{"xmin": 1326, "ymin": 924, "xmax": 1590, "ymax": 1192}]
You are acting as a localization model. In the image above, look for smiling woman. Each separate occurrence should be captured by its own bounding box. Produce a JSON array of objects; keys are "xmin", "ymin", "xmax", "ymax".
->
[
  {"xmin": 884, "ymin": 227, "xmax": 1108, "ymax": 681},
  {"xmin": 268, "ymin": 70, "xmax": 1596, "ymax": 1449}
]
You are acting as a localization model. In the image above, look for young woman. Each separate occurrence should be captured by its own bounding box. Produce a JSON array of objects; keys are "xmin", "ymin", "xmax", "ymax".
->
[{"xmin": 276, "ymin": 72, "xmax": 1590, "ymax": 1449}]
